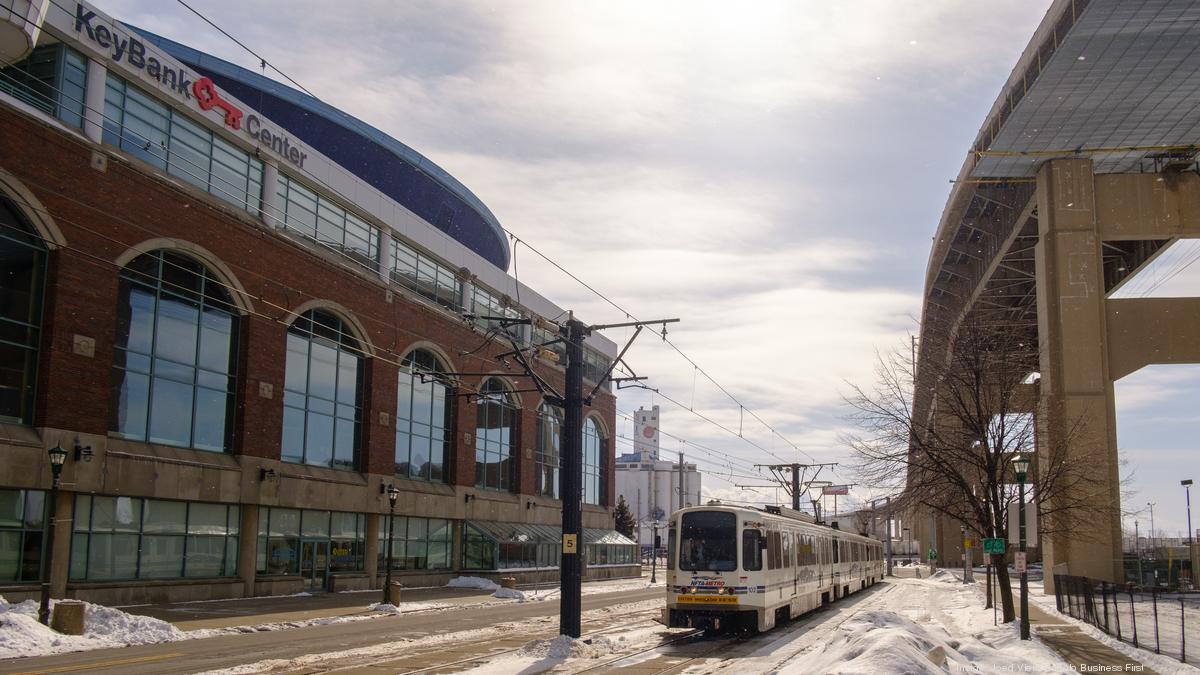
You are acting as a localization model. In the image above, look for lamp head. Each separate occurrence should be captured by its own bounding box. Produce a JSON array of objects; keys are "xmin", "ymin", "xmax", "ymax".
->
[
  {"xmin": 386, "ymin": 485, "xmax": 399, "ymax": 507},
  {"xmin": 1012, "ymin": 455, "xmax": 1030, "ymax": 482},
  {"xmin": 1183, "ymin": 479, "xmax": 1194, "ymax": 487},
  {"xmin": 47, "ymin": 445, "xmax": 68, "ymax": 469}
]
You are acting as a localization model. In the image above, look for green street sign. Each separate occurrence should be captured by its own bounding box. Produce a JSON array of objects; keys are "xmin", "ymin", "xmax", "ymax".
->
[
  {"xmin": 927, "ymin": 547, "xmax": 938, "ymax": 561},
  {"xmin": 983, "ymin": 538, "xmax": 1006, "ymax": 554}
]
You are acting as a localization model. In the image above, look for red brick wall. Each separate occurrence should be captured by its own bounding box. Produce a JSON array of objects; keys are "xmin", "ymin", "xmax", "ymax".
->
[{"xmin": 4, "ymin": 108, "xmax": 618, "ymax": 496}]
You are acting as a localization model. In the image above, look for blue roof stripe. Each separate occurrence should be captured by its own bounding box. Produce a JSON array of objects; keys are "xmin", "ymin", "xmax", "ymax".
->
[{"xmin": 131, "ymin": 27, "xmax": 510, "ymax": 270}]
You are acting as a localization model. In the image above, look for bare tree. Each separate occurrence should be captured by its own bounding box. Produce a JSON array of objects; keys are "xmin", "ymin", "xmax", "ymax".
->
[{"xmin": 842, "ymin": 314, "xmax": 1111, "ymax": 623}]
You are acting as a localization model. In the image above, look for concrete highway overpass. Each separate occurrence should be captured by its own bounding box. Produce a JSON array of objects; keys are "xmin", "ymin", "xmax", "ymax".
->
[{"xmin": 910, "ymin": 0, "xmax": 1200, "ymax": 589}]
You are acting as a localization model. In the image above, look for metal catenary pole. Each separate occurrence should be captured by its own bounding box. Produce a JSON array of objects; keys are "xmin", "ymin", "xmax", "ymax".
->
[{"xmin": 559, "ymin": 317, "xmax": 586, "ymax": 638}]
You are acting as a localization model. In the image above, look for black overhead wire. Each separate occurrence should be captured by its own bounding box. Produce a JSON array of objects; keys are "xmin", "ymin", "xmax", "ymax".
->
[
  {"xmin": 3, "ymin": 7, "xmax": 806, "ymax": 474},
  {"xmin": 139, "ymin": 0, "xmax": 813, "ymax": 466}
]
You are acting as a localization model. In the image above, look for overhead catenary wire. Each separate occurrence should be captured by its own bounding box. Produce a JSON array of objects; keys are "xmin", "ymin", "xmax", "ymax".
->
[{"xmin": 3, "ymin": 7, "xmax": 812, "ymax": 472}]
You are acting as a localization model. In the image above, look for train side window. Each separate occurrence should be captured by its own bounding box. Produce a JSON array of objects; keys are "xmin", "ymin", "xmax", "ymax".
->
[
  {"xmin": 832, "ymin": 538, "xmax": 840, "ymax": 564},
  {"xmin": 742, "ymin": 529, "xmax": 762, "ymax": 571},
  {"xmin": 783, "ymin": 533, "xmax": 792, "ymax": 568},
  {"xmin": 667, "ymin": 524, "xmax": 675, "ymax": 570}
]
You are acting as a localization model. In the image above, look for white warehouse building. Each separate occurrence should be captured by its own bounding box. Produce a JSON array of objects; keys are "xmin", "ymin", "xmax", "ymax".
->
[{"xmin": 614, "ymin": 406, "xmax": 702, "ymax": 550}]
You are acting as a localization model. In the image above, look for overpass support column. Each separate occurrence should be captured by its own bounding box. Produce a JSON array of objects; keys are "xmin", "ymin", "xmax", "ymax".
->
[{"xmin": 1034, "ymin": 159, "xmax": 1123, "ymax": 591}]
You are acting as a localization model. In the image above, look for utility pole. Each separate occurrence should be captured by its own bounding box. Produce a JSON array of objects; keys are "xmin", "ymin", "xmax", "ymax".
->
[
  {"xmin": 464, "ymin": 309, "xmax": 677, "ymax": 639},
  {"xmin": 678, "ymin": 452, "xmax": 685, "ymax": 509},
  {"xmin": 559, "ymin": 316, "xmax": 586, "ymax": 638},
  {"xmin": 750, "ymin": 463, "xmax": 837, "ymax": 514}
]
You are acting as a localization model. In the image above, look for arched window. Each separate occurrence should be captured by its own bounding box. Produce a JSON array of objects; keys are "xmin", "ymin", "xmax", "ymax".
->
[
  {"xmin": 111, "ymin": 250, "xmax": 237, "ymax": 450},
  {"xmin": 282, "ymin": 309, "xmax": 362, "ymax": 469},
  {"xmin": 582, "ymin": 417, "xmax": 607, "ymax": 506},
  {"xmin": 0, "ymin": 197, "xmax": 46, "ymax": 425},
  {"xmin": 475, "ymin": 378, "xmax": 516, "ymax": 491},
  {"xmin": 396, "ymin": 349, "xmax": 450, "ymax": 482},
  {"xmin": 535, "ymin": 404, "xmax": 561, "ymax": 499}
]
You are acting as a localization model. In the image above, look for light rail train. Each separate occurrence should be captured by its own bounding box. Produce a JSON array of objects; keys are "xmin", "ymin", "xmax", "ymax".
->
[{"xmin": 660, "ymin": 503, "xmax": 884, "ymax": 632}]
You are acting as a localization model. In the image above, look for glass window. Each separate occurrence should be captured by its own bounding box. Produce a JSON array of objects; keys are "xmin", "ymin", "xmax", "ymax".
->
[
  {"xmin": 396, "ymin": 350, "xmax": 451, "ymax": 482},
  {"xmin": 276, "ymin": 174, "xmax": 380, "ymax": 269},
  {"xmin": 102, "ymin": 74, "xmax": 262, "ymax": 213},
  {"xmin": 679, "ymin": 511, "xmax": 737, "ymax": 572},
  {"xmin": 0, "ymin": 197, "xmax": 47, "ymax": 425},
  {"xmin": 69, "ymin": 496, "xmax": 238, "ymax": 580},
  {"xmin": 0, "ymin": 44, "xmax": 87, "ymax": 127},
  {"xmin": 583, "ymin": 347, "xmax": 612, "ymax": 391},
  {"xmin": 743, "ymin": 529, "xmax": 763, "ymax": 571},
  {"xmin": 535, "ymin": 404, "xmax": 561, "ymax": 499},
  {"xmin": 389, "ymin": 240, "xmax": 462, "ymax": 311},
  {"xmin": 461, "ymin": 522, "xmax": 496, "ymax": 571},
  {"xmin": 582, "ymin": 417, "xmax": 607, "ymax": 506},
  {"xmin": 0, "ymin": 489, "xmax": 46, "ymax": 582},
  {"xmin": 468, "ymin": 285, "xmax": 525, "ymax": 341},
  {"xmin": 110, "ymin": 251, "xmax": 238, "ymax": 451},
  {"xmin": 281, "ymin": 310, "xmax": 362, "ymax": 470},
  {"xmin": 257, "ymin": 507, "xmax": 363, "ymax": 575},
  {"xmin": 379, "ymin": 516, "xmax": 451, "ymax": 571},
  {"xmin": 475, "ymin": 378, "xmax": 517, "ymax": 492}
]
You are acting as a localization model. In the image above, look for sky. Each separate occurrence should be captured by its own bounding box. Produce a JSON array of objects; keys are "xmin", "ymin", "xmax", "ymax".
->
[{"xmin": 98, "ymin": 0, "xmax": 1200, "ymax": 538}]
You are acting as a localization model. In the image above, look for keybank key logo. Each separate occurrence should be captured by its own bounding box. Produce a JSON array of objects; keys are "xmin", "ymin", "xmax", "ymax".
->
[{"xmin": 193, "ymin": 77, "xmax": 243, "ymax": 130}]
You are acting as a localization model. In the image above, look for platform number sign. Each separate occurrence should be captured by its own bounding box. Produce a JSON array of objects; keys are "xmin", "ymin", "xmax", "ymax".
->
[
  {"xmin": 983, "ymin": 538, "xmax": 1006, "ymax": 555},
  {"xmin": 563, "ymin": 534, "xmax": 577, "ymax": 554}
]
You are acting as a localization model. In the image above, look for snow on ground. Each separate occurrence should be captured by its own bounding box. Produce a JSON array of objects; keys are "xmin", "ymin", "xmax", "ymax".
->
[
  {"xmin": 447, "ymin": 576, "xmax": 500, "ymax": 591},
  {"xmin": 0, "ymin": 598, "xmax": 186, "ymax": 659}
]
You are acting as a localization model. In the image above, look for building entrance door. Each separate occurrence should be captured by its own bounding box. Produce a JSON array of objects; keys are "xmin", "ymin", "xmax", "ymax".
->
[{"xmin": 300, "ymin": 540, "xmax": 330, "ymax": 591}]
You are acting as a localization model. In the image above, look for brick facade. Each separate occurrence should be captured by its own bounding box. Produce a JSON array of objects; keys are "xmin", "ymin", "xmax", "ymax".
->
[{"xmin": 0, "ymin": 99, "xmax": 624, "ymax": 602}]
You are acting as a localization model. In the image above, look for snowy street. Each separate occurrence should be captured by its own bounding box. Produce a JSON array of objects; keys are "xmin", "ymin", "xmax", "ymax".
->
[{"xmin": 6, "ymin": 570, "xmax": 1196, "ymax": 674}]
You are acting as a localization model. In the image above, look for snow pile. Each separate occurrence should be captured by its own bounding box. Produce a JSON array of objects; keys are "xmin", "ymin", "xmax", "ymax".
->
[
  {"xmin": 929, "ymin": 569, "xmax": 961, "ymax": 583},
  {"xmin": 491, "ymin": 588, "xmax": 526, "ymax": 601},
  {"xmin": 368, "ymin": 602, "xmax": 402, "ymax": 614},
  {"xmin": 516, "ymin": 634, "xmax": 606, "ymax": 660},
  {"xmin": 0, "ymin": 597, "xmax": 185, "ymax": 659},
  {"xmin": 791, "ymin": 610, "xmax": 968, "ymax": 674},
  {"xmin": 446, "ymin": 576, "xmax": 500, "ymax": 591}
]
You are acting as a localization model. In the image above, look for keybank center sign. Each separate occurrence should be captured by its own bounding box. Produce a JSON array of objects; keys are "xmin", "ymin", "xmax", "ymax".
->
[{"xmin": 71, "ymin": 4, "xmax": 307, "ymax": 169}]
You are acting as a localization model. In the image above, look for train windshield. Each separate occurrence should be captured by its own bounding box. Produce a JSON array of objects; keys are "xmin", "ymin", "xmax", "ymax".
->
[{"xmin": 679, "ymin": 511, "xmax": 737, "ymax": 571}]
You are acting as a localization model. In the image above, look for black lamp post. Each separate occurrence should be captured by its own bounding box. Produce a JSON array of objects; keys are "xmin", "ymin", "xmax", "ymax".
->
[
  {"xmin": 383, "ymin": 485, "xmax": 399, "ymax": 605},
  {"xmin": 1184, "ymin": 479, "xmax": 1194, "ymax": 588},
  {"xmin": 39, "ymin": 445, "xmax": 68, "ymax": 626},
  {"xmin": 1013, "ymin": 455, "xmax": 1030, "ymax": 641},
  {"xmin": 650, "ymin": 520, "xmax": 659, "ymax": 584}
]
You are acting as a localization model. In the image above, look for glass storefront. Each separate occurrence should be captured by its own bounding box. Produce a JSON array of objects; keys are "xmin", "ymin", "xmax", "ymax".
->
[
  {"xmin": 377, "ymin": 516, "xmax": 452, "ymax": 571},
  {"xmin": 256, "ymin": 508, "xmax": 364, "ymax": 589},
  {"xmin": 0, "ymin": 44, "xmax": 86, "ymax": 128},
  {"xmin": 0, "ymin": 489, "xmax": 45, "ymax": 583},
  {"xmin": 70, "ymin": 495, "xmax": 239, "ymax": 580}
]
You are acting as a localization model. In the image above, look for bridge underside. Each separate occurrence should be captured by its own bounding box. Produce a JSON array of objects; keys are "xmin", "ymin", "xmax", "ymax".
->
[{"xmin": 909, "ymin": 0, "xmax": 1200, "ymax": 590}]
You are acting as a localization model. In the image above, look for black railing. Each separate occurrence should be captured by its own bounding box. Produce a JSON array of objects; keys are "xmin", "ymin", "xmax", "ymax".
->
[{"xmin": 1054, "ymin": 574, "xmax": 1198, "ymax": 666}]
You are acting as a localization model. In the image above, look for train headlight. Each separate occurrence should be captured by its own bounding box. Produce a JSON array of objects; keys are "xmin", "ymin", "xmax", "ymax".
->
[
  {"xmin": 717, "ymin": 587, "xmax": 727, "ymax": 595},
  {"xmin": 688, "ymin": 586, "xmax": 697, "ymax": 594}
]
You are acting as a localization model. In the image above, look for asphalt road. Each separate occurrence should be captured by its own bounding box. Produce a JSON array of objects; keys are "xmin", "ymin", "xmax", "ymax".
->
[{"xmin": 0, "ymin": 588, "xmax": 655, "ymax": 675}]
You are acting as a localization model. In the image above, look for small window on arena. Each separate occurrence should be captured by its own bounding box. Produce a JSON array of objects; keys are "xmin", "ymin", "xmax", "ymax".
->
[{"xmin": 742, "ymin": 529, "xmax": 762, "ymax": 571}]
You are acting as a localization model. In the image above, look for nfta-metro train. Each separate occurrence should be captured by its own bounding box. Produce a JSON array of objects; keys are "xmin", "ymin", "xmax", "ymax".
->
[{"xmin": 660, "ymin": 503, "xmax": 885, "ymax": 632}]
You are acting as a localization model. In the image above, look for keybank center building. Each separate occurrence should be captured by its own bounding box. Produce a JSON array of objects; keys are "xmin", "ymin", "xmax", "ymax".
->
[{"xmin": 0, "ymin": 0, "xmax": 635, "ymax": 604}]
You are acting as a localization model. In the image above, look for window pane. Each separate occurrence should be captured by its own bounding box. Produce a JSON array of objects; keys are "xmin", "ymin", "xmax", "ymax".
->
[
  {"xmin": 301, "ymin": 511, "xmax": 330, "ymax": 538},
  {"xmin": 188, "ymin": 503, "xmax": 228, "ymax": 535},
  {"xmin": 185, "ymin": 535, "xmax": 225, "ymax": 577},
  {"xmin": 149, "ymin": 377, "xmax": 195, "ymax": 446},
  {"xmin": 0, "ymin": 490, "xmax": 21, "ymax": 527},
  {"xmin": 305, "ymin": 413, "xmax": 334, "ymax": 467},
  {"xmin": 269, "ymin": 509, "xmax": 300, "ymax": 537},
  {"xmin": 142, "ymin": 500, "xmax": 187, "ymax": 534},
  {"xmin": 140, "ymin": 535, "xmax": 185, "ymax": 578},
  {"xmin": 88, "ymin": 533, "xmax": 139, "ymax": 579}
]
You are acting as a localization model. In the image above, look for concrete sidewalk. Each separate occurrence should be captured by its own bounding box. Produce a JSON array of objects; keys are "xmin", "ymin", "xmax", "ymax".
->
[{"xmin": 895, "ymin": 566, "xmax": 1160, "ymax": 674}]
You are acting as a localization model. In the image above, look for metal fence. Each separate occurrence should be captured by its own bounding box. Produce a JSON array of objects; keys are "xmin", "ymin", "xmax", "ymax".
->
[{"xmin": 1054, "ymin": 574, "xmax": 1199, "ymax": 666}]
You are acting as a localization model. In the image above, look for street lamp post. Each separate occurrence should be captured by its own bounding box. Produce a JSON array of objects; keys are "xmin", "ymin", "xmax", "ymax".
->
[
  {"xmin": 1147, "ymin": 502, "xmax": 1156, "ymax": 559},
  {"xmin": 1013, "ymin": 455, "xmax": 1031, "ymax": 641},
  {"xmin": 1183, "ymin": 480, "xmax": 1194, "ymax": 588},
  {"xmin": 39, "ymin": 445, "xmax": 68, "ymax": 626},
  {"xmin": 650, "ymin": 520, "xmax": 659, "ymax": 584},
  {"xmin": 382, "ymin": 485, "xmax": 399, "ymax": 605},
  {"xmin": 1135, "ymin": 520, "xmax": 1144, "ymax": 585}
]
